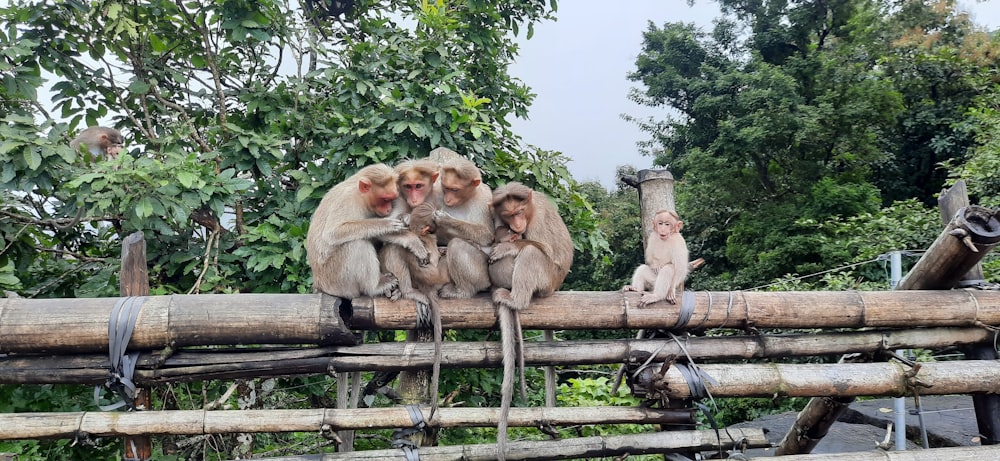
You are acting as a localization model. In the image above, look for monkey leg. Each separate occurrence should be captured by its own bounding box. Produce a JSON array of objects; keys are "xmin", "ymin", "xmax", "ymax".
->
[
  {"xmin": 439, "ymin": 239, "xmax": 490, "ymax": 298},
  {"xmin": 623, "ymin": 264, "xmax": 656, "ymax": 292},
  {"xmin": 496, "ymin": 246, "xmax": 559, "ymax": 311},
  {"xmin": 317, "ymin": 241, "xmax": 388, "ymax": 299},
  {"xmin": 639, "ymin": 263, "xmax": 677, "ymax": 306},
  {"xmin": 379, "ymin": 244, "xmax": 416, "ymax": 298}
]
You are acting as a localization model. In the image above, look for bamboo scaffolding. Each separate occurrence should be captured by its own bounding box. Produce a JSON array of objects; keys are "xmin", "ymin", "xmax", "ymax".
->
[
  {"xmin": 756, "ymin": 445, "xmax": 1000, "ymax": 460},
  {"xmin": 897, "ymin": 205, "xmax": 1000, "ymax": 290},
  {"xmin": 0, "ymin": 327, "xmax": 991, "ymax": 384},
  {"xmin": 224, "ymin": 427, "xmax": 769, "ymax": 461},
  {"xmin": 654, "ymin": 360, "xmax": 1000, "ymax": 399},
  {"xmin": 4, "ymin": 290, "xmax": 1000, "ymax": 353},
  {"xmin": 0, "ymin": 406, "xmax": 695, "ymax": 440}
]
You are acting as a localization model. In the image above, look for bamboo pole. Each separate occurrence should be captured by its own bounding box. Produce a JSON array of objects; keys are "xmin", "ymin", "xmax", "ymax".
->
[
  {"xmin": 756, "ymin": 445, "xmax": 1000, "ymax": 460},
  {"xmin": 1, "ymin": 327, "xmax": 991, "ymax": 384},
  {"xmin": 0, "ymin": 406, "xmax": 695, "ymax": 439},
  {"xmin": 5, "ymin": 291, "xmax": 1000, "ymax": 353},
  {"xmin": 897, "ymin": 205, "xmax": 1000, "ymax": 290},
  {"xmin": 119, "ymin": 231, "xmax": 151, "ymax": 460},
  {"xmin": 0, "ymin": 293, "xmax": 355, "ymax": 353},
  {"xmin": 652, "ymin": 360, "xmax": 1000, "ymax": 398},
  {"xmin": 224, "ymin": 428, "xmax": 768, "ymax": 461}
]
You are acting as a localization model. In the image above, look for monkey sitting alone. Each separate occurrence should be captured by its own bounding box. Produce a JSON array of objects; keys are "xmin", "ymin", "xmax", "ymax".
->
[
  {"xmin": 622, "ymin": 209, "xmax": 690, "ymax": 306},
  {"xmin": 70, "ymin": 126, "xmax": 125, "ymax": 160}
]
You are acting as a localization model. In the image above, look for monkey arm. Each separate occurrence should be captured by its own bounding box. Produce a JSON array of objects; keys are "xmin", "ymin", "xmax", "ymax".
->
[
  {"xmin": 433, "ymin": 210, "xmax": 493, "ymax": 246},
  {"xmin": 326, "ymin": 218, "xmax": 406, "ymax": 246}
]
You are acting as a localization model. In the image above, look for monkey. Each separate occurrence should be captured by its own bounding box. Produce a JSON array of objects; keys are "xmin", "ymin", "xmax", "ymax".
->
[
  {"xmin": 487, "ymin": 182, "xmax": 574, "ymax": 461},
  {"xmin": 379, "ymin": 158, "xmax": 442, "ymax": 298},
  {"xmin": 431, "ymin": 155, "xmax": 495, "ymax": 299},
  {"xmin": 622, "ymin": 209, "xmax": 690, "ymax": 306},
  {"xmin": 306, "ymin": 163, "xmax": 430, "ymax": 300},
  {"xmin": 70, "ymin": 126, "xmax": 124, "ymax": 160},
  {"xmin": 402, "ymin": 201, "xmax": 451, "ymax": 421}
]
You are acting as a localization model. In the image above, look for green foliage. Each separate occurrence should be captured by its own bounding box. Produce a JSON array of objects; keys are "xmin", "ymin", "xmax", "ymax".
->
[{"xmin": 627, "ymin": 0, "xmax": 1000, "ymax": 289}]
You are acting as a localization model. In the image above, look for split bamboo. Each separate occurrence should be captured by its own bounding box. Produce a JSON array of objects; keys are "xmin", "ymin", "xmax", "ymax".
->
[
  {"xmin": 5, "ymin": 290, "xmax": 1000, "ymax": 353},
  {"xmin": 0, "ymin": 406, "xmax": 695, "ymax": 440},
  {"xmin": 654, "ymin": 360, "xmax": 1000, "ymax": 398},
  {"xmin": 0, "ymin": 327, "xmax": 990, "ymax": 385},
  {"xmin": 223, "ymin": 427, "xmax": 769, "ymax": 461}
]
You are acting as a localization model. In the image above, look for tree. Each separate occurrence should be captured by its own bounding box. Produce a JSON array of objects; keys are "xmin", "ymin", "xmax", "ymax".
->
[{"xmin": 626, "ymin": 0, "xmax": 1000, "ymax": 287}]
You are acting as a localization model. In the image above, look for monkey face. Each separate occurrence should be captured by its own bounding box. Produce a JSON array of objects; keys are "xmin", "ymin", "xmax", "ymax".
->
[
  {"xmin": 653, "ymin": 213, "xmax": 682, "ymax": 240},
  {"xmin": 440, "ymin": 172, "xmax": 476, "ymax": 208},
  {"xmin": 371, "ymin": 185, "xmax": 399, "ymax": 217},
  {"xmin": 399, "ymin": 171, "xmax": 435, "ymax": 208}
]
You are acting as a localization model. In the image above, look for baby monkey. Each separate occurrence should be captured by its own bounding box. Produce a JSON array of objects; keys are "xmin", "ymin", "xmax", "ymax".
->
[{"xmin": 623, "ymin": 209, "xmax": 689, "ymax": 306}]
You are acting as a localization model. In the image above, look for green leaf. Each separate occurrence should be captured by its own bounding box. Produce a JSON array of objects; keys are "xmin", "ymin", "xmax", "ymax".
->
[
  {"xmin": 23, "ymin": 148, "xmax": 41, "ymax": 170},
  {"xmin": 135, "ymin": 198, "xmax": 154, "ymax": 219},
  {"xmin": 177, "ymin": 171, "xmax": 198, "ymax": 188}
]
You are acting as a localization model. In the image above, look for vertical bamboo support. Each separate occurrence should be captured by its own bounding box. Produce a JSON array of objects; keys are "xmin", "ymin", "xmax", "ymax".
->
[
  {"xmin": 937, "ymin": 181, "xmax": 1000, "ymax": 445},
  {"xmin": 120, "ymin": 231, "xmax": 151, "ymax": 460}
]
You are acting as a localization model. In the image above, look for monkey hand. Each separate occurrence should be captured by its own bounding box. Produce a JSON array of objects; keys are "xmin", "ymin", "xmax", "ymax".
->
[
  {"xmin": 431, "ymin": 209, "xmax": 452, "ymax": 224},
  {"xmin": 622, "ymin": 285, "xmax": 639, "ymax": 292},
  {"xmin": 489, "ymin": 242, "xmax": 519, "ymax": 263},
  {"xmin": 386, "ymin": 218, "xmax": 408, "ymax": 233}
]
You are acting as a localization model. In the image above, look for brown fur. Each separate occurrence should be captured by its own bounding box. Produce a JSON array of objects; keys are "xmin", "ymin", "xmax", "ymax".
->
[
  {"xmin": 622, "ymin": 209, "xmax": 689, "ymax": 306},
  {"xmin": 306, "ymin": 164, "xmax": 429, "ymax": 299},
  {"xmin": 487, "ymin": 182, "xmax": 574, "ymax": 461},
  {"xmin": 380, "ymin": 159, "xmax": 443, "ymax": 297},
  {"xmin": 431, "ymin": 155, "xmax": 494, "ymax": 299},
  {"xmin": 70, "ymin": 126, "xmax": 124, "ymax": 159}
]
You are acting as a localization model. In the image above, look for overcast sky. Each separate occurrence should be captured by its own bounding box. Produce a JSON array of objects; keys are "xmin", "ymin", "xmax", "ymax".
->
[{"xmin": 508, "ymin": 1, "xmax": 1000, "ymax": 189}]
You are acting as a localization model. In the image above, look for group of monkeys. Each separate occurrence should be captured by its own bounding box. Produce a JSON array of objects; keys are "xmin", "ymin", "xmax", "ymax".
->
[
  {"xmin": 65, "ymin": 127, "xmax": 690, "ymax": 458},
  {"xmin": 303, "ymin": 147, "xmax": 690, "ymax": 459}
]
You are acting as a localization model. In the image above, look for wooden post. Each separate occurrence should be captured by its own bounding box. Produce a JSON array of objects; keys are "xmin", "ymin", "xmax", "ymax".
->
[
  {"xmin": 896, "ymin": 204, "xmax": 1000, "ymax": 290},
  {"xmin": 937, "ymin": 181, "xmax": 1000, "ymax": 445},
  {"xmin": 120, "ymin": 231, "xmax": 151, "ymax": 460},
  {"xmin": 394, "ymin": 319, "xmax": 438, "ymax": 447}
]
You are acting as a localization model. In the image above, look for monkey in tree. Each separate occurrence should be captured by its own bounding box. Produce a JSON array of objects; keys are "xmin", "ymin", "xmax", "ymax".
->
[
  {"xmin": 622, "ymin": 209, "xmax": 689, "ymax": 306},
  {"xmin": 306, "ymin": 163, "xmax": 429, "ymax": 300},
  {"xmin": 432, "ymin": 155, "xmax": 494, "ymax": 298},
  {"xmin": 487, "ymin": 182, "xmax": 574, "ymax": 461},
  {"xmin": 70, "ymin": 126, "xmax": 125, "ymax": 160}
]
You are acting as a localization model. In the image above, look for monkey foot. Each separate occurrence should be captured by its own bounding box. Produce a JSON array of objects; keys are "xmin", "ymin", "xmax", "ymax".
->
[
  {"xmin": 403, "ymin": 290, "xmax": 430, "ymax": 305},
  {"xmin": 377, "ymin": 273, "xmax": 401, "ymax": 300},
  {"xmin": 492, "ymin": 288, "xmax": 525, "ymax": 311},
  {"xmin": 438, "ymin": 283, "xmax": 474, "ymax": 299},
  {"xmin": 622, "ymin": 285, "xmax": 639, "ymax": 292}
]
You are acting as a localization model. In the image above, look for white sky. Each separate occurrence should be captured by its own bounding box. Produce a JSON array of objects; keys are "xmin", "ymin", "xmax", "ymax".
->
[{"xmin": 509, "ymin": 1, "xmax": 1000, "ymax": 188}]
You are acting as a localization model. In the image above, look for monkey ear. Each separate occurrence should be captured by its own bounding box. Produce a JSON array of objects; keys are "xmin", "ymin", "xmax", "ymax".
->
[
  {"xmin": 431, "ymin": 172, "xmax": 440, "ymax": 183},
  {"xmin": 358, "ymin": 178, "xmax": 373, "ymax": 193},
  {"xmin": 676, "ymin": 221, "xmax": 684, "ymax": 232},
  {"xmin": 470, "ymin": 178, "xmax": 481, "ymax": 188}
]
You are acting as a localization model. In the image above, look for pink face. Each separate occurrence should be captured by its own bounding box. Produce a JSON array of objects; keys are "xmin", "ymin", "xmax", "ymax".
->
[
  {"xmin": 441, "ymin": 172, "xmax": 476, "ymax": 208},
  {"xmin": 653, "ymin": 213, "xmax": 680, "ymax": 240},
  {"xmin": 399, "ymin": 171, "xmax": 435, "ymax": 209}
]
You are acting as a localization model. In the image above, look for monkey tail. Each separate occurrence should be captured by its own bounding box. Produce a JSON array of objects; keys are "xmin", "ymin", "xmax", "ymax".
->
[
  {"xmin": 426, "ymin": 291, "xmax": 443, "ymax": 422},
  {"xmin": 497, "ymin": 304, "xmax": 518, "ymax": 461},
  {"xmin": 514, "ymin": 309, "xmax": 527, "ymax": 403}
]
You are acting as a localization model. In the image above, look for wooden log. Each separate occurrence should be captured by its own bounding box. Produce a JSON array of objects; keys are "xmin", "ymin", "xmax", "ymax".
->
[
  {"xmin": 0, "ymin": 406, "xmax": 695, "ymax": 439},
  {"xmin": 119, "ymin": 231, "xmax": 151, "ymax": 460},
  {"xmin": 4, "ymin": 290, "xmax": 1000, "ymax": 353},
  {"xmin": 897, "ymin": 205, "xmax": 1000, "ymax": 290},
  {"xmin": 1, "ymin": 327, "xmax": 991, "ymax": 384},
  {"xmin": 653, "ymin": 360, "xmax": 1000, "ymax": 398},
  {"xmin": 349, "ymin": 289, "xmax": 1000, "ymax": 331},
  {"xmin": 937, "ymin": 180, "xmax": 986, "ymax": 285},
  {"xmin": 0, "ymin": 293, "xmax": 356, "ymax": 353},
  {"xmin": 936, "ymin": 182, "xmax": 1000, "ymax": 446},
  {"xmin": 223, "ymin": 428, "xmax": 768, "ymax": 461}
]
